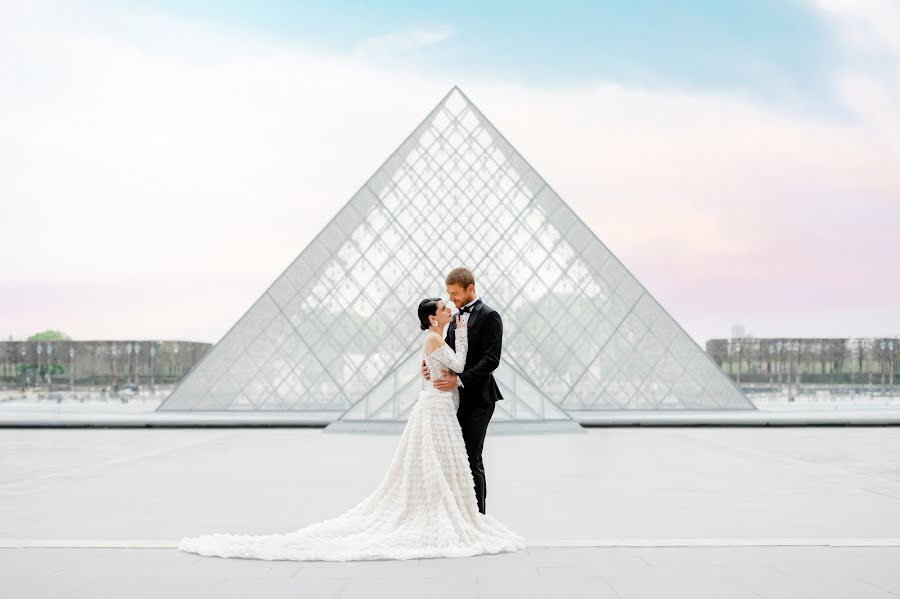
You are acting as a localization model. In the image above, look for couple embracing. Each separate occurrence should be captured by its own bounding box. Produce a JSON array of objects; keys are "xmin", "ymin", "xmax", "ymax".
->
[{"xmin": 178, "ymin": 267, "xmax": 524, "ymax": 561}]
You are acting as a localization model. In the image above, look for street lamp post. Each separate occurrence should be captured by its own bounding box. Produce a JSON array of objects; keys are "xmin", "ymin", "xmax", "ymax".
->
[
  {"xmin": 795, "ymin": 340, "xmax": 802, "ymax": 396},
  {"xmin": 36, "ymin": 343, "xmax": 43, "ymax": 390},
  {"xmin": 69, "ymin": 345, "xmax": 75, "ymax": 392},
  {"xmin": 126, "ymin": 343, "xmax": 133, "ymax": 386},
  {"xmin": 768, "ymin": 343, "xmax": 774, "ymax": 385},
  {"xmin": 111, "ymin": 343, "xmax": 118, "ymax": 388},
  {"xmin": 880, "ymin": 340, "xmax": 886, "ymax": 389},
  {"xmin": 735, "ymin": 341, "xmax": 742, "ymax": 386},
  {"xmin": 776, "ymin": 341, "xmax": 783, "ymax": 387},
  {"xmin": 859, "ymin": 338, "xmax": 866, "ymax": 376},
  {"xmin": 868, "ymin": 339, "xmax": 874, "ymax": 398},
  {"xmin": 7, "ymin": 345, "xmax": 14, "ymax": 386},
  {"xmin": 19, "ymin": 346, "xmax": 26, "ymax": 389},
  {"xmin": 173, "ymin": 343, "xmax": 180, "ymax": 382},
  {"xmin": 134, "ymin": 343, "xmax": 141, "ymax": 390},
  {"xmin": 890, "ymin": 340, "xmax": 895, "ymax": 393},
  {"xmin": 46, "ymin": 343, "xmax": 53, "ymax": 393},
  {"xmin": 786, "ymin": 340, "xmax": 793, "ymax": 401},
  {"xmin": 149, "ymin": 343, "xmax": 156, "ymax": 394}
]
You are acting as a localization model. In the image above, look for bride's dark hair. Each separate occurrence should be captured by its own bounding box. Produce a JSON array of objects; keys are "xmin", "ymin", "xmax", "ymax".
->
[{"xmin": 417, "ymin": 297, "xmax": 441, "ymax": 331}]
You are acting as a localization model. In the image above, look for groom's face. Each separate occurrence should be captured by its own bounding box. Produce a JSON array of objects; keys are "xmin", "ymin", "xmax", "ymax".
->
[{"xmin": 446, "ymin": 283, "xmax": 476, "ymax": 309}]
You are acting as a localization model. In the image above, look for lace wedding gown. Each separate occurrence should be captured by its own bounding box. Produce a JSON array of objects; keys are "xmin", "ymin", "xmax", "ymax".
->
[{"xmin": 177, "ymin": 326, "xmax": 526, "ymax": 561}]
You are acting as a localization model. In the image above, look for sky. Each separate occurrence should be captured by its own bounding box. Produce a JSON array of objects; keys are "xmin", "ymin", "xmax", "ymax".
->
[{"xmin": 0, "ymin": 0, "xmax": 898, "ymax": 346}]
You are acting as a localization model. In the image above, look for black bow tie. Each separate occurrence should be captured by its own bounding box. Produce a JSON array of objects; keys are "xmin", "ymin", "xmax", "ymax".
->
[{"xmin": 458, "ymin": 305, "xmax": 474, "ymax": 315}]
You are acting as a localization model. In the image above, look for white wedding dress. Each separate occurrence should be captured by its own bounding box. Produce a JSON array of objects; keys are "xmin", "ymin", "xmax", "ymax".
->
[{"xmin": 177, "ymin": 326, "xmax": 526, "ymax": 561}]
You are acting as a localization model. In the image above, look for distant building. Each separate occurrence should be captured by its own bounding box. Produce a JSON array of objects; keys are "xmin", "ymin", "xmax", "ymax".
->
[
  {"xmin": 0, "ymin": 340, "xmax": 210, "ymax": 388},
  {"xmin": 706, "ymin": 337, "xmax": 898, "ymax": 385},
  {"xmin": 730, "ymin": 324, "xmax": 746, "ymax": 339}
]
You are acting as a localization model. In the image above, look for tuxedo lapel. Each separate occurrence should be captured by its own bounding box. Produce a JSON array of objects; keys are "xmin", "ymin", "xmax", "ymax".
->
[{"xmin": 465, "ymin": 298, "xmax": 486, "ymax": 330}]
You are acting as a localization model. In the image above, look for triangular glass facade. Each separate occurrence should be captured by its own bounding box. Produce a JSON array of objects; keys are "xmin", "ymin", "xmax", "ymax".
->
[{"xmin": 158, "ymin": 87, "xmax": 754, "ymax": 419}]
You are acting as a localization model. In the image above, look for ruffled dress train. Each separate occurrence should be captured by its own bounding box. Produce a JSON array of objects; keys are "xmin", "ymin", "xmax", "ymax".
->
[{"xmin": 177, "ymin": 327, "xmax": 525, "ymax": 561}]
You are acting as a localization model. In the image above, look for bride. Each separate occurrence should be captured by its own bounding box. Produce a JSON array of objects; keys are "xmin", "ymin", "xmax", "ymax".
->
[{"xmin": 177, "ymin": 296, "xmax": 526, "ymax": 561}]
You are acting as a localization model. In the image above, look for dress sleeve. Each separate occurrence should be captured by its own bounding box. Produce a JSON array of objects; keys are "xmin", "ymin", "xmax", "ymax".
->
[{"xmin": 431, "ymin": 327, "xmax": 468, "ymax": 373}]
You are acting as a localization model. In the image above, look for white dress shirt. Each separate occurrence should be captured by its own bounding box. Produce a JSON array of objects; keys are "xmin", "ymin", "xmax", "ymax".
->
[{"xmin": 454, "ymin": 296, "xmax": 480, "ymax": 388}]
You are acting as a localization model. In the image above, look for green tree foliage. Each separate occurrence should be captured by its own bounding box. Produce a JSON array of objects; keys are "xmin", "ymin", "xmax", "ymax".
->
[{"xmin": 27, "ymin": 330, "xmax": 71, "ymax": 341}]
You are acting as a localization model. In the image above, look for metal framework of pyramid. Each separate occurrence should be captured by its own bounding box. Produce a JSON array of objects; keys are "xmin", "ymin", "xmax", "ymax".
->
[{"xmin": 158, "ymin": 86, "xmax": 754, "ymax": 425}]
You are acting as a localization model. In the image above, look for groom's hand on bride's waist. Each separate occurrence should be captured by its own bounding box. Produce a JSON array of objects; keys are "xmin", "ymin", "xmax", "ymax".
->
[
  {"xmin": 421, "ymin": 359, "xmax": 430, "ymax": 381},
  {"xmin": 433, "ymin": 371, "xmax": 459, "ymax": 392}
]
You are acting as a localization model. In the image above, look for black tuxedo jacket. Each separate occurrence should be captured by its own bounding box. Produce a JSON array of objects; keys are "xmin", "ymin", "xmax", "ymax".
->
[{"xmin": 446, "ymin": 298, "xmax": 504, "ymax": 408}]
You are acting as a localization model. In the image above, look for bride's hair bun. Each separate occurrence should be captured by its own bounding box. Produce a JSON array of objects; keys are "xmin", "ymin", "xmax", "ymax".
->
[{"xmin": 417, "ymin": 297, "xmax": 441, "ymax": 330}]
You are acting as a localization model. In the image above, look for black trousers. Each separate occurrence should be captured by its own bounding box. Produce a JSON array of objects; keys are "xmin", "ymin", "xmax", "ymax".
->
[{"xmin": 456, "ymin": 400, "xmax": 495, "ymax": 514}]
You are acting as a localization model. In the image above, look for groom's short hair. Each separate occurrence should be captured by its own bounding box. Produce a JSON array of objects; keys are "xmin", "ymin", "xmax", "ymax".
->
[{"xmin": 446, "ymin": 267, "xmax": 475, "ymax": 289}]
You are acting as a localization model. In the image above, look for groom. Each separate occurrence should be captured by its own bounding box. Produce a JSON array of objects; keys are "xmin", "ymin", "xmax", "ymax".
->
[{"xmin": 421, "ymin": 267, "xmax": 504, "ymax": 514}]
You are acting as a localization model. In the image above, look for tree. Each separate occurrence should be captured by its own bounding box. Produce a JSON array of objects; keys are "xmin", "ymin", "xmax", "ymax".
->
[{"xmin": 27, "ymin": 330, "xmax": 71, "ymax": 341}]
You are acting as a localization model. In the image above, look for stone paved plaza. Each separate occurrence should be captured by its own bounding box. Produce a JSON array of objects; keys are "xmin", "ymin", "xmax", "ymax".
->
[{"xmin": 1, "ymin": 427, "xmax": 898, "ymax": 598}]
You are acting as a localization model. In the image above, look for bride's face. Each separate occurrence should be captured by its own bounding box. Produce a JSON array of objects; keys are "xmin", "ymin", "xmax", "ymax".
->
[{"xmin": 432, "ymin": 300, "xmax": 452, "ymax": 327}]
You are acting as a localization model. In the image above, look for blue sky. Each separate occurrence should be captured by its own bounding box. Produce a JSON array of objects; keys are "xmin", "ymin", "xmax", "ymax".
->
[
  {"xmin": 119, "ymin": 0, "xmax": 838, "ymax": 112},
  {"xmin": 1, "ymin": 0, "xmax": 898, "ymax": 344}
]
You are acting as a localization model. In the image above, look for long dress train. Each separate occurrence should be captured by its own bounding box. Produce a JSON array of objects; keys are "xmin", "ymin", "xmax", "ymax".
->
[{"xmin": 177, "ymin": 326, "xmax": 526, "ymax": 561}]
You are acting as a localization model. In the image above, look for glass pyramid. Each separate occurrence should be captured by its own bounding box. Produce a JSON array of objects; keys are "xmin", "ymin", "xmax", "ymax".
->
[{"xmin": 157, "ymin": 86, "xmax": 754, "ymax": 422}]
